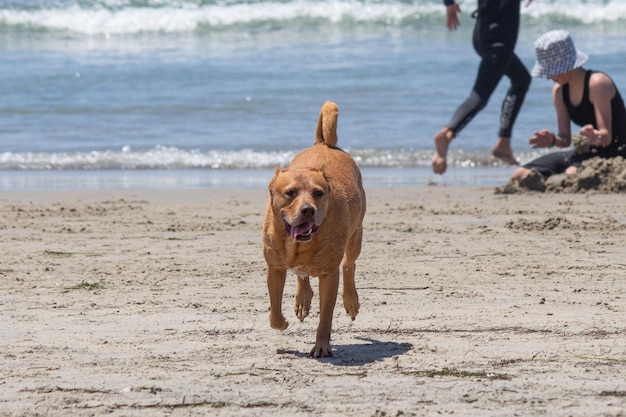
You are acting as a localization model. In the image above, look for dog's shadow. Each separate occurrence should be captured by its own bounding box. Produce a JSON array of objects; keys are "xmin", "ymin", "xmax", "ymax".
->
[{"xmin": 279, "ymin": 337, "xmax": 413, "ymax": 366}]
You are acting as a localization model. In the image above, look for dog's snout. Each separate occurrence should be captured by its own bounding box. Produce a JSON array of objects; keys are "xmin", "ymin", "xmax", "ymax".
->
[{"xmin": 300, "ymin": 205, "xmax": 316, "ymax": 217}]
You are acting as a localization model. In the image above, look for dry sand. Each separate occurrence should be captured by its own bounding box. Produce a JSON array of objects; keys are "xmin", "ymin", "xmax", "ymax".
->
[{"xmin": 1, "ymin": 186, "xmax": 625, "ymax": 416}]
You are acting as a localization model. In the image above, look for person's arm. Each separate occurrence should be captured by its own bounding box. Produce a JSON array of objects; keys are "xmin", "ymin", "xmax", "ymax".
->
[
  {"xmin": 443, "ymin": 0, "xmax": 461, "ymax": 31},
  {"xmin": 553, "ymin": 83, "xmax": 573, "ymax": 147},
  {"xmin": 580, "ymin": 72, "xmax": 615, "ymax": 147},
  {"xmin": 529, "ymin": 84, "xmax": 572, "ymax": 148}
]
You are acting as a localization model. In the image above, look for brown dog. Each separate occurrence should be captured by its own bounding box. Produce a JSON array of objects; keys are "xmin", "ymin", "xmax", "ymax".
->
[{"xmin": 262, "ymin": 101, "xmax": 366, "ymax": 358}]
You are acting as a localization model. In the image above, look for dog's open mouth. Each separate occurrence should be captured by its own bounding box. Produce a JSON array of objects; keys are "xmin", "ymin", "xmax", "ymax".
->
[{"xmin": 284, "ymin": 221, "xmax": 319, "ymax": 242}]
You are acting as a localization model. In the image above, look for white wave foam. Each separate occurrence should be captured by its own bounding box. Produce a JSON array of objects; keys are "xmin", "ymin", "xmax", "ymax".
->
[
  {"xmin": 2, "ymin": 0, "xmax": 621, "ymax": 35},
  {"xmin": 0, "ymin": 146, "xmax": 537, "ymax": 170},
  {"xmin": 524, "ymin": 0, "xmax": 626, "ymax": 24},
  {"xmin": 0, "ymin": 0, "xmax": 626, "ymax": 35},
  {"xmin": 1, "ymin": 4, "xmax": 198, "ymax": 35},
  {"xmin": 0, "ymin": 147, "xmax": 298, "ymax": 169},
  {"xmin": 0, "ymin": 0, "xmax": 429, "ymax": 35}
]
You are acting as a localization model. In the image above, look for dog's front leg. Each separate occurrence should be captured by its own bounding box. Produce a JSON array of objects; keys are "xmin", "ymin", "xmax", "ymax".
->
[
  {"xmin": 267, "ymin": 266, "xmax": 288, "ymax": 330},
  {"xmin": 294, "ymin": 276, "xmax": 313, "ymax": 322},
  {"xmin": 310, "ymin": 270, "xmax": 339, "ymax": 358}
]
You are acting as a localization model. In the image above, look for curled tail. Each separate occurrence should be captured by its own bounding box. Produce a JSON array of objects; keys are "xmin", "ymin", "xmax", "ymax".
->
[{"xmin": 314, "ymin": 101, "xmax": 338, "ymax": 147}]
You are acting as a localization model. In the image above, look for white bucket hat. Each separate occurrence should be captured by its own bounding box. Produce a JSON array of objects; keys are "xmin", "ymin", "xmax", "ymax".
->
[{"xmin": 531, "ymin": 30, "xmax": 588, "ymax": 78}]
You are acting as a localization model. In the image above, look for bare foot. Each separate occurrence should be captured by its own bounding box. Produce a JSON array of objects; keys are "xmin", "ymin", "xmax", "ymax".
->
[
  {"xmin": 511, "ymin": 166, "xmax": 532, "ymax": 179},
  {"xmin": 432, "ymin": 128, "xmax": 453, "ymax": 174},
  {"xmin": 492, "ymin": 138, "xmax": 519, "ymax": 166}
]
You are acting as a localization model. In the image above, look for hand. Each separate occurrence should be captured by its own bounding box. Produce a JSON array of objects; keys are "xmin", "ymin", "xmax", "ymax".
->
[
  {"xmin": 580, "ymin": 124, "xmax": 605, "ymax": 146},
  {"xmin": 524, "ymin": 0, "xmax": 533, "ymax": 7},
  {"xmin": 528, "ymin": 129, "xmax": 554, "ymax": 148},
  {"xmin": 445, "ymin": 3, "xmax": 461, "ymax": 31}
]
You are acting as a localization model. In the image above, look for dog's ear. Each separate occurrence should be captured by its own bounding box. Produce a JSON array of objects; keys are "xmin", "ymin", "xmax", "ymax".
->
[{"xmin": 268, "ymin": 166, "xmax": 284, "ymax": 193}]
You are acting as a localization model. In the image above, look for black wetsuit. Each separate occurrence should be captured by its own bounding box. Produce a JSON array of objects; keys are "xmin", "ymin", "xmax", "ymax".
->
[
  {"xmin": 523, "ymin": 70, "xmax": 626, "ymax": 177},
  {"xmin": 444, "ymin": 0, "xmax": 531, "ymax": 138}
]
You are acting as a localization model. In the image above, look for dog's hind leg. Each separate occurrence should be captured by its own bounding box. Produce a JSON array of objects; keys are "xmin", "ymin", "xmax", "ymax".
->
[
  {"xmin": 267, "ymin": 266, "xmax": 289, "ymax": 331},
  {"xmin": 294, "ymin": 275, "xmax": 313, "ymax": 322},
  {"xmin": 341, "ymin": 226, "xmax": 362, "ymax": 321}
]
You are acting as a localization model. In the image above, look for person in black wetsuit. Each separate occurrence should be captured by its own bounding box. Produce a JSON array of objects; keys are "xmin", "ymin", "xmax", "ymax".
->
[
  {"xmin": 432, "ymin": 0, "xmax": 533, "ymax": 174},
  {"xmin": 511, "ymin": 30, "xmax": 626, "ymax": 180}
]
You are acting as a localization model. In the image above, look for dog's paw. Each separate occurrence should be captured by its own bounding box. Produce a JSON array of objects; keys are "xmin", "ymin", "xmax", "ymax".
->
[
  {"xmin": 294, "ymin": 288, "xmax": 313, "ymax": 322},
  {"xmin": 309, "ymin": 342, "xmax": 333, "ymax": 358},
  {"xmin": 269, "ymin": 314, "xmax": 289, "ymax": 331},
  {"xmin": 342, "ymin": 293, "xmax": 360, "ymax": 321},
  {"xmin": 294, "ymin": 304, "xmax": 310, "ymax": 322}
]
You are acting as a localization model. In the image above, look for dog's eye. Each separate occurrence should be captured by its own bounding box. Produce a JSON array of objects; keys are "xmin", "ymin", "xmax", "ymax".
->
[
  {"xmin": 313, "ymin": 190, "xmax": 325, "ymax": 198},
  {"xmin": 285, "ymin": 189, "xmax": 297, "ymax": 198}
]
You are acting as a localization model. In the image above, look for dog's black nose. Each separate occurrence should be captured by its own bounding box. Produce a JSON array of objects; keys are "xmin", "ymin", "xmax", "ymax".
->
[{"xmin": 300, "ymin": 205, "xmax": 316, "ymax": 217}]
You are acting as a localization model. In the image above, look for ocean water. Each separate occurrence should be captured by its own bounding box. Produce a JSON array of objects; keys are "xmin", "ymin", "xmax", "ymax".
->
[{"xmin": 1, "ymin": 0, "xmax": 625, "ymax": 190}]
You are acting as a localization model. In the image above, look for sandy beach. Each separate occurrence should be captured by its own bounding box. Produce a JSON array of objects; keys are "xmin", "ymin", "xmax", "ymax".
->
[{"xmin": 1, "ymin": 186, "xmax": 625, "ymax": 416}]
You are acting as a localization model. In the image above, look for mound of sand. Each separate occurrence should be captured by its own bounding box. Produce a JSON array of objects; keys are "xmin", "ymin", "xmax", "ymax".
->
[{"xmin": 496, "ymin": 156, "xmax": 626, "ymax": 194}]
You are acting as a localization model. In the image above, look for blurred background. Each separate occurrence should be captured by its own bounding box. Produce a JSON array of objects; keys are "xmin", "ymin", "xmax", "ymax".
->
[{"xmin": 1, "ymin": 0, "xmax": 625, "ymax": 190}]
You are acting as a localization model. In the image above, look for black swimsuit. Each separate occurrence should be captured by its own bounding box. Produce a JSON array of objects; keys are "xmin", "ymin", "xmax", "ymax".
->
[
  {"xmin": 523, "ymin": 70, "xmax": 626, "ymax": 176},
  {"xmin": 445, "ymin": 0, "xmax": 531, "ymax": 138}
]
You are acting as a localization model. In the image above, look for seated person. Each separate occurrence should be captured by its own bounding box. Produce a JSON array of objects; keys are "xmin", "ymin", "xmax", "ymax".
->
[{"xmin": 512, "ymin": 30, "xmax": 626, "ymax": 180}]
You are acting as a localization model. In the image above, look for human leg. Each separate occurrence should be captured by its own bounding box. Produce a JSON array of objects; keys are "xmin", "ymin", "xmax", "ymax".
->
[
  {"xmin": 566, "ymin": 151, "xmax": 598, "ymax": 175},
  {"xmin": 493, "ymin": 137, "xmax": 519, "ymax": 166},
  {"xmin": 498, "ymin": 54, "xmax": 531, "ymax": 138},
  {"xmin": 493, "ymin": 54, "xmax": 531, "ymax": 165},
  {"xmin": 432, "ymin": 50, "xmax": 509, "ymax": 173},
  {"xmin": 512, "ymin": 150, "xmax": 575, "ymax": 179},
  {"xmin": 432, "ymin": 12, "xmax": 516, "ymax": 174},
  {"xmin": 431, "ymin": 127, "xmax": 455, "ymax": 174}
]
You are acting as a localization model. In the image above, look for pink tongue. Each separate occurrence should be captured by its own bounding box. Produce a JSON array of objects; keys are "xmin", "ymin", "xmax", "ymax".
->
[{"xmin": 290, "ymin": 223, "xmax": 312, "ymax": 241}]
